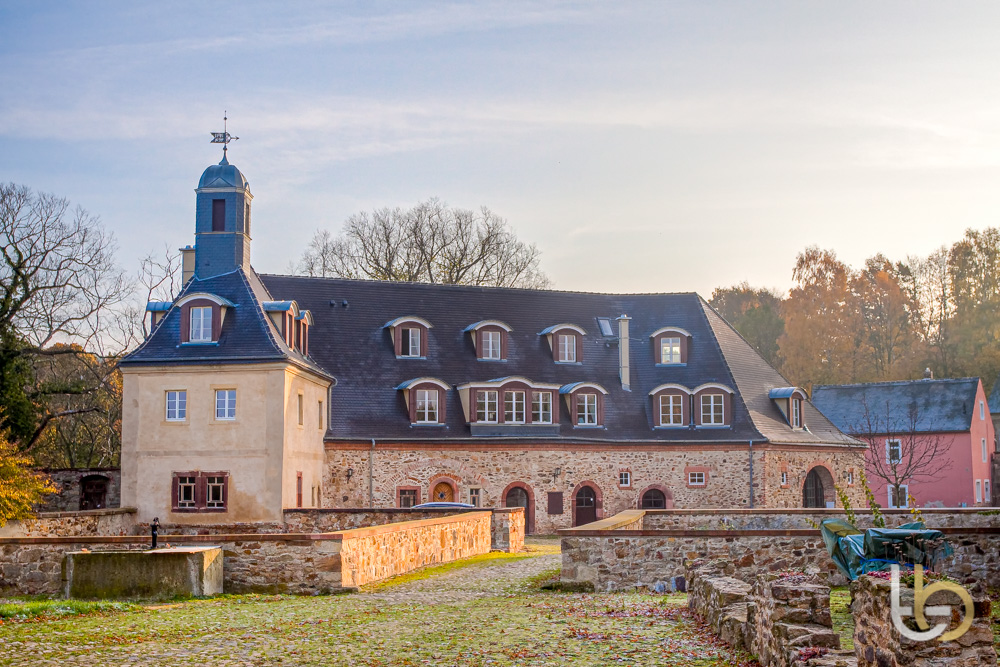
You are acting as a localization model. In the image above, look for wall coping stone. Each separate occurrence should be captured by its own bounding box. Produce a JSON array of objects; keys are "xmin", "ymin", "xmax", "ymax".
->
[
  {"xmin": 560, "ymin": 509, "xmax": 644, "ymax": 532},
  {"xmin": 642, "ymin": 508, "xmax": 998, "ymax": 516},
  {"xmin": 556, "ymin": 526, "xmax": 1000, "ymax": 538},
  {"xmin": 33, "ymin": 508, "xmax": 137, "ymax": 520}
]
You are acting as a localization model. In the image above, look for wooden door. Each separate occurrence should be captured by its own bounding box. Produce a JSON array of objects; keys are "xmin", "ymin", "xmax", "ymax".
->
[
  {"xmin": 80, "ymin": 476, "xmax": 108, "ymax": 510},
  {"xmin": 432, "ymin": 481, "xmax": 454, "ymax": 502},
  {"xmin": 575, "ymin": 487, "xmax": 598, "ymax": 526},
  {"xmin": 803, "ymin": 469, "xmax": 824, "ymax": 508}
]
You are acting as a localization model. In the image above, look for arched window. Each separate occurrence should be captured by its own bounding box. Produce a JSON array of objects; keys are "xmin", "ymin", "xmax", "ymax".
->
[{"xmin": 640, "ymin": 489, "xmax": 666, "ymax": 509}]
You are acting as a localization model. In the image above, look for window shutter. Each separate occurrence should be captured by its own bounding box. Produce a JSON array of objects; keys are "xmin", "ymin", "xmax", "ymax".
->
[
  {"xmin": 500, "ymin": 330, "xmax": 508, "ymax": 360},
  {"xmin": 221, "ymin": 474, "xmax": 229, "ymax": 509},
  {"xmin": 437, "ymin": 389, "xmax": 446, "ymax": 423},
  {"xmin": 573, "ymin": 394, "xmax": 580, "ymax": 424},
  {"xmin": 408, "ymin": 388, "xmax": 417, "ymax": 423},
  {"xmin": 420, "ymin": 327, "xmax": 428, "ymax": 357},
  {"xmin": 195, "ymin": 474, "xmax": 207, "ymax": 509},
  {"xmin": 597, "ymin": 395, "xmax": 605, "ymax": 426},
  {"xmin": 475, "ymin": 329, "xmax": 483, "ymax": 357},
  {"xmin": 575, "ymin": 334, "xmax": 583, "ymax": 363},
  {"xmin": 211, "ymin": 305, "xmax": 222, "ymax": 340},
  {"xmin": 547, "ymin": 491, "xmax": 563, "ymax": 515},
  {"xmin": 550, "ymin": 335, "xmax": 559, "ymax": 362},
  {"xmin": 171, "ymin": 474, "xmax": 179, "ymax": 510},
  {"xmin": 180, "ymin": 307, "xmax": 190, "ymax": 342}
]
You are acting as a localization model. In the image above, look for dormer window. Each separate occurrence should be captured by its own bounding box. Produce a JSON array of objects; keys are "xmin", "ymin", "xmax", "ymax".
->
[
  {"xmin": 560, "ymin": 382, "xmax": 608, "ymax": 428},
  {"xmin": 476, "ymin": 390, "xmax": 499, "ymax": 423},
  {"xmin": 457, "ymin": 377, "xmax": 561, "ymax": 430},
  {"xmin": 650, "ymin": 327, "xmax": 691, "ymax": 365},
  {"xmin": 538, "ymin": 324, "xmax": 585, "ymax": 364},
  {"xmin": 395, "ymin": 377, "xmax": 449, "ymax": 425},
  {"xmin": 384, "ymin": 316, "xmax": 432, "ymax": 359},
  {"xmin": 190, "ymin": 307, "xmax": 212, "ymax": 342},
  {"xmin": 465, "ymin": 320, "xmax": 512, "ymax": 361},
  {"xmin": 649, "ymin": 384, "xmax": 692, "ymax": 428},
  {"xmin": 792, "ymin": 397, "xmax": 802, "ymax": 428},
  {"xmin": 701, "ymin": 394, "xmax": 724, "ymax": 425},
  {"xmin": 558, "ymin": 335, "xmax": 576, "ymax": 362},
  {"xmin": 578, "ymin": 394, "xmax": 598, "ymax": 425},
  {"xmin": 768, "ymin": 387, "xmax": 808, "ymax": 430},
  {"xmin": 693, "ymin": 383, "xmax": 734, "ymax": 428},
  {"xmin": 177, "ymin": 293, "xmax": 233, "ymax": 344},
  {"xmin": 415, "ymin": 389, "xmax": 438, "ymax": 423}
]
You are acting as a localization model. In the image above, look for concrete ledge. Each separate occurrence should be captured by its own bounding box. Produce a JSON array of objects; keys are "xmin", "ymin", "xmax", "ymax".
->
[
  {"xmin": 560, "ymin": 510, "xmax": 645, "ymax": 532},
  {"xmin": 63, "ymin": 546, "xmax": 222, "ymax": 599},
  {"xmin": 35, "ymin": 508, "xmax": 137, "ymax": 520}
]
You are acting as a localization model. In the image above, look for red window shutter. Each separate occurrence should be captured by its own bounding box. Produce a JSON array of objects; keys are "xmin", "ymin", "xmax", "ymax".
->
[
  {"xmin": 394, "ymin": 328, "xmax": 403, "ymax": 356},
  {"xmin": 500, "ymin": 331, "xmax": 508, "ymax": 360},
  {"xmin": 180, "ymin": 307, "xmax": 190, "ymax": 342},
  {"xmin": 195, "ymin": 474, "xmax": 207, "ymax": 509},
  {"xmin": 597, "ymin": 395, "xmax": 605, "ymax": 426},
  {"xmin": 475, "ymin": 329, "xmax": 483, "ymax": 357},
  {"xmin": 551, "ymin": 335, "xmax": 559, "ymax": 362},
  {"xmin": 681, "ymin": 335, "xmax": 689, "ymax": 364},
  {"xmin": 420, "ymin": 326, "xmax": 428, "ymax": 357},
  {"xmin": 408, "ymin": 388, "xmax": 417, "ymax": 423},
  {"xmin": 576, "ymin": 334, "xmax": 583, "ymax": 363},
  {"xmin": 573, "ymin": 394, "xmax": 580, "ymax": 424},
  {"xmin": 171, "ymin": 474, "xmax": 179, "ymax": 510},
  {"xmin": 221, "ymin": 474, "xmax": 229, "ymax": 510},
  {"xmin": 437, "ymin": 388, "xmax": 446, "ymax": 422},
  {"xmin": 212, "ymin": 305, "xmax": 222, "ymax": 340},
  {"xmin": 302, "ymin": 325, "xmax": 309, "ymax": 355},
  {"xmin": 547, "ymin": 491, "xmax": 564, "ymax": 515}
]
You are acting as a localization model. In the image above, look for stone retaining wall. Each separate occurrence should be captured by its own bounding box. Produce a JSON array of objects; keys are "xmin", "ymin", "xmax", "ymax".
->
[
  {"xmin": 0, "ymin": 508, "xmax": 137, "ymax": 538},
  {"xmin": 851, "ymin": 574, "xmax": 996, "ymax": 666},
  {"xmin": 35, "ymin": 468, "xmax": 121, "ymax": 513},
  {"xmin": 641, "ymin": 508, "xmax": 1000, "ymax": 531}
]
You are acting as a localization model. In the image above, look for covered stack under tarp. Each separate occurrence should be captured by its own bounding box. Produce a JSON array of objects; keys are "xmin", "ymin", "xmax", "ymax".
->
[{"xmin": 819, "ymin": 519, "xmax": 953, "ymax": 580}]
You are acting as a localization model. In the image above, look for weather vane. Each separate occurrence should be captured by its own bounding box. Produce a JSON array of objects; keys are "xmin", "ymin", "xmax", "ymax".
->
[{"xmin": 210, "ymin": 111, "xmax": 239, "ymax": 161}]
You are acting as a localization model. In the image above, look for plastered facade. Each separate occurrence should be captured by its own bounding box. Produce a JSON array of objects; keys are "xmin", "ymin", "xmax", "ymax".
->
[
  {"xmin": 323, "ymin": 442, "xmax": 865, "ymax": 533},
  {"xmin": 121, "ymin": 362, "xmax": 330, "ymax": 524}
]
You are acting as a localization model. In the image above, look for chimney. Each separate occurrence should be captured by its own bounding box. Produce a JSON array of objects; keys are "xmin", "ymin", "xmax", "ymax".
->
[
  {"xmin": 180, "ymin": 245, "xmax": 196, "ymax": 285},
  {"xmin": 923, "ymin": 367, "xmax": 933, "ymax": 380},
  {"xmin": 617, "ymin": 314, "xmax": 631, "ymax": 391}
]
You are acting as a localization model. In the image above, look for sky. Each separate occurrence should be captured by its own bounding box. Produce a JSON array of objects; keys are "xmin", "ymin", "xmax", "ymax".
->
[{"xmin": 2, "ymin": 1, "xmax": 1000, "ymax": 297}]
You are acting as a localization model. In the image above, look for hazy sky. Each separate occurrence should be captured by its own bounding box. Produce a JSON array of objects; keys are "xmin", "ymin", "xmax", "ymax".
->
[{"xmin": 2, "ymin": 2, "xmax": 999, "ymax": 296}]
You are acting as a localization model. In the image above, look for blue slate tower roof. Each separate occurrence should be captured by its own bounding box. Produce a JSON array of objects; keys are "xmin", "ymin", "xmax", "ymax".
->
[
  {"xmin": 811, "ymin": 378, "xmax": 981, "ymax": 435},
  {"xmin": 198, "ymin": 154, "xmax": 250, "ymax": 190}
]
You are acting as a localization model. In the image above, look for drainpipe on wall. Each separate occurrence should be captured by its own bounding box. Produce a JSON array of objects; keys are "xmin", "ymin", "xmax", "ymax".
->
[
  {"xmin": 748, "ymin": 440, "xmax": 754, "ymax": 509},
  {"xmin": 369, "ymin": 439, "xmax": 375, "ymax": 508},
  {"xmin": 616, "ymin": 314, "xmax": 631, "ymax": 391}
]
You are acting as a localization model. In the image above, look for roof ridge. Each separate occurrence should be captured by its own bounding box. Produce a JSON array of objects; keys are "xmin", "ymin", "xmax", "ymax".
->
[
  {"xmin": 236, "ymin": 268, "xmax": 286, "ymax": 358},
  {"xmin": 813, "ymin": 377, "xmax": 981, "ymax": 390}
]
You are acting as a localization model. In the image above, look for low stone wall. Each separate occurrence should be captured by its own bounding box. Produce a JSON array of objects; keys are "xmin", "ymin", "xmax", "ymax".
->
[
  {"xmin": 559, "ymin": 511, "xmax": 1000, "ymax": 592},
  {"xmin": 35, "ymin": 468, "xmax": 121, "ymax": 513},
  {"xmin": 642, "ymin": 508, "xmax": 1000, "ymax": 531},
  {"xmin": 0, "ymin": 508, "xmax": 137, "ymax": 538},
  {"xmin": 851, "ymin": 574, "xmax": 996, "ymax": 666},
  {"xmin": 282, "ymin": 508, "xmax": 470, "ymax": 532},
  {"xmin": 686, "ymin": 561, "xmax": 752, "ymax": 648},
  {"xmin": 337, "ymin": 511, "xmax": 493, "ymax": 587},
  {"xmin": 489, "ymin": 508, "xmax": 525, "ymax": 553}
]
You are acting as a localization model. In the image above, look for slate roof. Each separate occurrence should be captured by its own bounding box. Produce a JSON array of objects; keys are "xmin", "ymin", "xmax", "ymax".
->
[
  {"xmin": 258, "ymin": 275, "xmax": 858, "ymax": 446},
  {"xmin": 811, "ymin": 378, "xmax": 981, "ymax": 435},
  {"xmin": 988, "ymin": 374, "xmax": 1000, "ymax": 416},
  {"xmin": 120, "ymin": 267, "xmax": 332, "ymax": 380}
]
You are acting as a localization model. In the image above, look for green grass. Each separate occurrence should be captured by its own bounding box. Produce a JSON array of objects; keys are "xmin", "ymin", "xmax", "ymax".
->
[
  {"xmin": 0, "ymin": 599, "xmax": 137, "ymax": 621},
  {"xmin": 830, "ymin": 586, "xmax": 853, "ymax": 651}
]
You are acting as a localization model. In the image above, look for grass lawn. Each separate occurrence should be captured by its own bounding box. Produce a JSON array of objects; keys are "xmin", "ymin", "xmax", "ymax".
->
[
  {"xmin": 829, "ymin": 587, "xmax": 853, "ymax": 651},
  {"xmin": 0, "ymin": 545, "xmax": 756, "ymax": 667}
]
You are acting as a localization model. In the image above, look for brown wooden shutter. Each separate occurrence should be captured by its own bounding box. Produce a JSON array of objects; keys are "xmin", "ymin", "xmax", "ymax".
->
[
  {"xmin": 681, "ymin": 335, "xmax": 689, "ymax": 363},
  {"xmin": 437, "ymin": 388, "xmax": 446, "ymax": 423},
  {"xmin": 195, "ymin": 474, "xmax": 207, "ymax": 509},
  {"xmin": 573, "ymin": 393, "xmax": 580, "ymax": 424},
  {"xmin": 394, "ymin": 327, "xmax": 403, "ymax": 356},
  {"xmin": 171, "ymin": 473, "xmax": 179, "ymax": 510},
  {"xmin": 408, "ymin": 388, "xmax": 417, "ymax": 423},
  {"xmin": 500, "ymin": 330, "xmax": 508, "ymax": 360},
  {"xmin": 575, "ymin": 333, "xmax": 584, "ymax": 363},
  {"xmin": 550, "ymin": 334, "xmax": 559, "ymax": 362},
  {"xmin": 547, "ymin": 491, "xmax": 564, "ymax": 515},
  {"xmin": 180, "ymin": 307, "xmax": 190, "ymax": 342},
  {"xmin": 475, "ymin": 329, "xmax": 483, "ymax": 358},
  {"xmin": 597, "ymin": 394, "xmax": 605, "ymax": 426},
  {"xmin": 221, "ymin": 474, "xmax": 229, "ymax": 510},
  {"xmin": 420, "ymin": 326, "xmax": 428, "ymax": 357},
  {"xmin": 212, "ymin": 305, "xmax": 223, "ymax": 340}
]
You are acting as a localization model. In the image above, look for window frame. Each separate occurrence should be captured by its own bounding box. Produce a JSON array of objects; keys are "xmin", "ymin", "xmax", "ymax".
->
[
  {"xmin": 415, "ymin": 388, "xmax": 440, "ymax": 424},
  {"xmin": 532, "ymin": 391, "xmax": 552, "ymax": 424},
  {"xmin": 318, "ymin": 399, "xmax": 324, "ymax": 429},
  {"xmin": 476, "ymin": 390, "xmax": 499, "ymax": 423},
  {"xmin": 557, "ymin": 334, "xmax": 577, "ymax": 363},
  {"xmin": 481, "ymin": 330, "xmax": 502, "ymax": 360},
  {"xmin": 658, "ymin": 394, "xmax": 684, "ymax": 426},
  {"xmin": 401, "ymin": 327, "xmax": 422, "ymax": 358},
  {"xmin": 688, "ymin": 471, "xmax": 706, "ymax": 487},
  {"xmin": 975, "ymin": 479, "xmax": 982, "ymax": 503},
  {"xmin": 468, "ymin": 487, "xmax": 482, "ymax": 507},
  {"xmin": 577, "ymin": 393, "xmax": 598, "ymax": 426},
  {"xmin": 888, "ymin": 484, "xmax": 909, "ymax": 509},
  {"xmin": 189, "ymin": 306, "xmax": 213, "ymax": 343},
  {"xmin": 398, "ymin": 487, "xmax": 419, "ymax": 508},
  {"xmin": 618, "ymin": 471, "xmax": 631, "ymax": 488},
  {"xmin": 980, "ymin": 400, "xmax": 985, "ymax": 420},
  {"xmin": 215, "ymin": 389, "xmax": 237, "ymax": 421},
  {"xmin": 983, "ymin": 438, "xmax": 988, "ymax": 463},
  {"xmin": 781, "ymin": 471, "xmax": 788, "ymax": 486},
  {"xmin": 504, "ymin": 390, "xmax": 526, "ymax": 424},
  {"xmin": 660, "ymin": 336, "xmax": 682, "ymax": 364},
  {"xmin": 165, "ymin": 390, "xmax": 187, "ymax": 422},
  {"xmin": 172, "ymin": 471, "xmax": 229, "ymax": 513},
  {"xmin": 700, "ymin": 394, "xmax": 725, "ymax": 426},
  {"xmin": 791, "ymin": 398, "xmax": 802, "ymax": 428},
  {"xmin": 886, "ymin": 438, "xmax": 902, "ymax": 465}
]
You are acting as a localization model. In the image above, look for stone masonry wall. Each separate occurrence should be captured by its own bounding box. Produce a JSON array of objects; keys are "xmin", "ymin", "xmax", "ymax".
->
[
  {"xmin": 851, "ymin": 574, "xmax": 996, "ymax": 666},
  {"xmin": 489, "ymin": 508, "xmax": 525, "ymax": 553},
  {"xmin": 337, "ymin": 512, "xmax": 493, "ymax": 588},
  {"xmin": 325, "ymin": 444, "xmax": 863, "ymax": 533},
  {"xmin": 0, "ymin": 508, "xmax": 137, "ymax": 538},
  {"xmin": 35, "ymin": 468, "xmax": 121, "ymax": 513},
  {"xmin": 685, "ymin": 560, "xmax": 752, "ymax": 649},
  {"xmin": 748, "ymin": 573, "xmax": 839, "ymax": 667},
  {"xmin": 642, "ymin": 508, "xmax": 1000, "ymax": 531}
]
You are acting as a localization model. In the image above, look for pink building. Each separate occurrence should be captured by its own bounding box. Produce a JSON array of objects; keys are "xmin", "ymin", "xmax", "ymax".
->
[{"xmin": 812, "ymin": 377, "xmax": 995, "ymax": 508}]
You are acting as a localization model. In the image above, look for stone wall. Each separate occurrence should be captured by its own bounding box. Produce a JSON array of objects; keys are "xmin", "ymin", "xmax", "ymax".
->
[
  {"xmin": 35, "ymin": 468, "xmax": 121, "ymax": 513},
  {"xmin": 489, "ymin": 508, "xmax": 525, "ymax": 553},
  {"xmin": 559, "ymin": 510, "xmax": 1000, "ymax": 591},
  {"xmin": 337, "ymin": 511, "xmax": 493, "ymax": 588},
  {"xmin": 325, "ymin": 444, "xmax": 864, "ymax": 533},
  {"xmin": 641, "ymin": 508, "xmax": 1000, "ymax": 531},
  {"xmin": 282, "ymin": 508, "xmax": 471, "ymax": 532},
  {"xmin": 0, "ymin": 508, "xmax": 136, "ymax": 538},
  {"xmin": 685, "ymin": 560, "xmax": 752, "ymax": 648},
  {"xmin": 851, "ymin": 574, "xmax": 996, "ymax": 666}
]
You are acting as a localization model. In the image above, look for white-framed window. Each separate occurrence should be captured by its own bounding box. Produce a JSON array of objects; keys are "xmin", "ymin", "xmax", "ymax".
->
[
  {"xmin": 558, "ymin": 334, "xmax": 576, "ymax": 362},
  {"xmin": 975, "ymin": 480, "xmax": 982, "ymax": 503},
  {"xmin": 660, "ymin": 337, "xmax": 682, "ymax": 364},
  {"xmin": 980, "ymin": 400, "xmax": 985, "ymax": 420},
  {"xmin": 888, "ymin": 484, "xmax": 909, "ymax": 508},
  {"xmin": 476, "ymin": 390, "xmax": 499, "ymax": 423},
  {"xmin": 886, "ymin": 438, "xmax": 902, "ymax": 464},
  {"xmin": 700, "ymin": 394, "xmax": 725, "ymax": 425},
  {"xmin": 206, "ymin": 476, "xmax": 226, "ymax": 508},
  {"xmin": 190, "ymin": 306, "xmax": 213, "ymax": 342},
  {"xmin": 847, "ymin": 470, "xmax": 854, "ymax": 485},
  {"xmin": 415, "ymin": 389, "xmax": 439, "ymax": 423},
  {"xmin": 532, "ymin": 391, "xmax": 552, "ymax": 424},
  {"xmin": 177, "ymin": 476, "xmax": 197, "ymax": 508},
  {"xmin": 482, "ymin": 330, "xmax": 501, "ymax": 360},
  {"xmin": 983, "ymin": 438, "xmax": 988, "ymax": 463},
  {"xmin": 791, "ymin": 398, "xmax": 801, "ymax": 428},
  {"xmin": 215, "ymin": 389, "xmax": 236, "ymax": 420},
  {"xmin": 402, "ymin": 327, "xmax": 421, "ymax": 357},
  {"xmin": 469, "ymin": 488, "xmax": 481, "ymax": 507},
  {"xmin": 781, "ymin": 471, "xmax": 788, "ymax": 485},
  {"xmin": 297, "ymin": 393, "xmax": 304, "ymax": 426},
  {"xmin": 577, "ymin": 393, "xmax": 598, "ymax": 425},
  {"xmin": 618, "ymin": 471, "xmax": 631, "ymax": 487},
  {"xmin": 659, "ymin": 394, "xmax": 683, "ymax": 426},
  {"xmin": 504, "ymin": 390, "xmax": 526, "ymax": 424},
  {"xmin": 985, "ymin": 479, "xmax": 991, "ymax": 502},
  {"xmin": 165, "ymin": 390, "xmax": 187, "ymax": 421},
  {"xmin": 688, "ymin": 471, "xmax": 706, "ymax": 486}
]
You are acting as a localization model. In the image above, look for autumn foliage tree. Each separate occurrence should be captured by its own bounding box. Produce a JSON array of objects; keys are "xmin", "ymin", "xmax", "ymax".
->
[
  {"xmin": 709, "ymin": 283, "xmax": 784, "ymax": 367},
  {"xmin": 0, "ymin": 426, "xmax": 54, "ymax": 526}
]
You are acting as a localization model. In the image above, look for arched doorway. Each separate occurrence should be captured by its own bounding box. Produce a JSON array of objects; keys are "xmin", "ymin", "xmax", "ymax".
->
[
  {"xmin": 432, "ymin": 481, "xmax": 455, "ymax": 502},
  {"xmin": 80, "ymin": 475, "xmax": 109, "ymax": 510},
  {"xmin": 802, "ymin": 466, "xmax": 834, "ymax": 508},
  {"xmin": 503, "ymin": 483, "xmax": 534, "ymax": 534},
  {"xmin": 574, "ymin": 486, "xmax": 598, "ymax": 526},
  {"xmin": 641, "ymin": 489, "xmax": 667, "ymax": 509}
]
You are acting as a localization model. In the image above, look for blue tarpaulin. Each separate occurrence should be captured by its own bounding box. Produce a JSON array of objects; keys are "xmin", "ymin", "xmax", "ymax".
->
[{"xmin": 819, "ymin": 519, "xmax": 953, "ymax": 580}]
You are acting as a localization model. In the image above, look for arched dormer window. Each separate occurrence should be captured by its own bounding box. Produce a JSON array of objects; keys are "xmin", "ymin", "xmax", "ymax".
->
[
  {"xmin": 768, "ymin": 387, "xmax": 808, "ymax": 429},
  {"xmin": 464, "ymin": 320, "xmax": 513, "ymax": 361},
  {"xmin": 456, "ymin": 376, "xmax": 561, "ymax": 427},
  {"xmin": 649, "ymin": 383, "xmax": 692, "ymax": 427},
  {"xmin": 396, "ymin": 378, "xmax": 450, "ymax": 425},
  {"xmin": 295, "ymin": 310, "xmax": 313, "ymax": 356},
  {"xmin": 384, "ymin": 316, "xmax": 432, "ymax": 359},
  {"xmin": 177, "ymin": 293, "xmax": 235, "ymax": 344},
  {"xmin": 692, "ymin": 382, "xmax": 734, "ymax": 427},
  {"xmin": 560, "ymin": 382, "xmax": 609, "ymax": 428},
  {"xmin": 538, "ymin": 324, "xmax": 585, "ymax": 364},
  {"xmin": 650, "ymin": 327, "xmax": 691, "ymax": 365}
]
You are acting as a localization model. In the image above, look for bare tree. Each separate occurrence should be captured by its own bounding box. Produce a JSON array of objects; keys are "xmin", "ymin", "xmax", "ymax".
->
[
  {"xmin": 848, "ymin": 396, "xmax": 953, "ymax": 507},
  {"xmin": 297, "ymin": 199, "xmax": 550, "ymax": 289}
]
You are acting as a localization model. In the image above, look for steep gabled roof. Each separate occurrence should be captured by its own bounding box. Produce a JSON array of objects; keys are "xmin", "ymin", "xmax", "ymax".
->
[
  {"xmin": 699, "ymin": 300, "xmax": 858, "ymax": 446},
  {"xmin": 811, "ymin": 378, "xmax": 980, "ymax": 435},
  {"xmin": 258, "ymin": 275, "xmax": 856, "ymax": 446},
  {"xmin": 120, "ymin": 268, "xmax": 332, "ymax": 381},
  {"xmin": 989, "ymin": 374, "xmax": 1000, "ymax": 416}
]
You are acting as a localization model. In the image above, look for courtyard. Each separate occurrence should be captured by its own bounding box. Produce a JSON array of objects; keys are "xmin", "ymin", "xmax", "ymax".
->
[{"xmin": 0, "ymin": 538, "xmax": 757, "ymax": 667}]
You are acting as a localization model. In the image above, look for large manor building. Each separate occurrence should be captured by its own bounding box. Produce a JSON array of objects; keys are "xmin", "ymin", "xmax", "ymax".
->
[{"xmin": 120, "ymin": 154, "xmax": 865, "ymax": 532}]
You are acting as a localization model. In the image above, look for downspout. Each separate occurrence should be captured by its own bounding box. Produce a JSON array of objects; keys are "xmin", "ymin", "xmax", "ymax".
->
[
  {"xmin": 369, "ymin": 438, "xmax": 375, "ymax": 508},
  {"xmin": 748, "ymin": 440, "xmax": 754, "ymax": 509}
]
